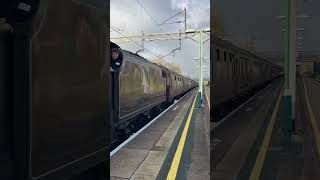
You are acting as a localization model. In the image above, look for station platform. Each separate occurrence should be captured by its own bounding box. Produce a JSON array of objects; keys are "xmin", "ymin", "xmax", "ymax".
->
[
  {"xmin": 211, "ymin": 77, "xmax": 320, "ymax": 180},
  {"xmin": 110, "ymin": 88, "xmax": 210, "ymax": 180}
]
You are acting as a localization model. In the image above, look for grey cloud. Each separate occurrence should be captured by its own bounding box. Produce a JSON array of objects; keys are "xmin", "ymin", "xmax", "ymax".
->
[{"xmin": 111, "ymin": 0, "xmax": 210, "ymax": 79}]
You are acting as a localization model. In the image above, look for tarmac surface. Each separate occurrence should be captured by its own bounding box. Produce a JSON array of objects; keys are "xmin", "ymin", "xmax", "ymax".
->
[
  {"xmin": 211, "ymin": 77, "xmax": 320, "ymax": 180},
  {"xmin": 110, "ymin": 88, "xmax": 210, "ymax": 180}
]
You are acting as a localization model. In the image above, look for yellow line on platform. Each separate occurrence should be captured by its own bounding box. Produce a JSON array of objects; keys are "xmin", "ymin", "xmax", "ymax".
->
[
  {"xmin": 303, "ymin": 79, "xmax": 320, "ymax": 159},
  {"xmin": 249, "ymin": 86, "xmax": 283, "ymax": 180},
  {"xmin": 204, "ymin": 87, "xmax": 210, "ymax": 110},
  {"xmin": 166, "ymin": 91, "xmax": 198, "ymax": 180}
]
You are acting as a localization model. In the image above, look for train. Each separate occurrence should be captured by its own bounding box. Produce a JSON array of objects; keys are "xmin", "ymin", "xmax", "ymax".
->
[
  {"xmin": 211, "ymin": 35, "xmax": 282, "ymax": 121},
  {"xmin": 0, "ymin": 1, "xmax": 197, "ymax": 179},
  {"xmin": 110, "ymin": 42, "xmax": 198, "ymax": 139},
  {"xmin": 1, "ymin": 1, "xmax": 111, "ymax": 180}
]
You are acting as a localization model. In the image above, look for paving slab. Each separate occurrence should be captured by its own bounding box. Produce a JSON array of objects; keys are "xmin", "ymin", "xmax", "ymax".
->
[{"xmin": 110, "ymin": 90, "xmax": 196, "ymax": 179}]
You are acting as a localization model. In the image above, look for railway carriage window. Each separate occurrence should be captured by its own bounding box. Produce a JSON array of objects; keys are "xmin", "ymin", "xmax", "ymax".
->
[
  {"xmin": 224, "ymin": 51, "xmax": 227, "ymax": 61},
  {"xmin": 239, "ymin": 58, "xmax": 241, "ymax": 79},
  {"xmin": 225, "ymin": 53, "xmax": 228, "ymax": 80},
  {"xmin": 162, "ymin": 70, "xmax": 166, "ymax": 78},
  {"xmin": 235, "ymin": 57, "xmax": 237, "ymax": 78},
  {"xmin": 249, "ymin": 60, "xmax": 252, "ymax": 80},
  {"xmin": 243, "ymin": 59, "xmax": 245, "ymax": 80},
  {"xmin": 247, "ymin": 59, "xmax": 249, "ymax": 80},
  {"xmin": 242, "ymin": 58, "xmax": 245, "ymax": 79},
  {"xmin": 231, "ymin": 56, "xmax": 234, "ymax": 78},
  {"xmin": 232, "ymin": 54, "xmax": 235, "ymax": 78},
  {"xmin": 239, "ymin": 57, "xmax": 242, "ymax": 79},
  {"xmin": 231, "ymin": 55, "xmax": 233, "ymax": 78},
  {"xmin": 247, "ymin": 59, "xmax": 250, "ymax": 80},
  {"xmin": 230, "ymin": 54, "xmax": 233, "ymax": 79},
  {"xmin": 243, "ymin": 58, "xmax": 245, "ymax": 80},
  {"xmin": 216, "ymin": 49, "xmax": 220, "ymax": 61},
  {"xmin": 220, "ymin": 59, "xmax": 223, "ymax": 80},
  {"xmin": 240, "ymin": 58, "xmax": 243, "ymax": 79},
  {"xmin": 110, "ymin": 48, "xmax": 123, "ymax": 72},
  {"xmin": 244, "ymin": 59, "xmax": 246, "ymax": 80},
  {"xmin": 235, "ymin": 58, "xmax": 237, "ymax": 79},
  {"xmin": 245, "ymin": 59, "xmax": 247, "ymax": 80}
]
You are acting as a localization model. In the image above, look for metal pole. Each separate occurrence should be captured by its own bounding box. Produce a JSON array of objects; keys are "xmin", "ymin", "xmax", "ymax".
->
[
  {"xmin": 290, "ymin": 0, "xmax": 296, "ymax": 131},
  {"xmin": 281, "ymin": 0, "xmax": 295, "ymax": 144},
  {"xmin": 198, "ymin": 30, "xmax": 201, "ymax": 97},
  {"xmin": 184, "ymin": 8, "xmax": 187, "ymax": 32},
  {"xmin": 200, "ymin": 30, "xmax": 204, "ymax": 102}
]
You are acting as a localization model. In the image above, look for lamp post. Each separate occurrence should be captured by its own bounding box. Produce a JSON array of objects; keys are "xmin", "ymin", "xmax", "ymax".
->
[
  {"xmin": 198, "ymin": 30, "xmax": 203, "ymax": 102},
  {"xmin": 188, "ymin": 29, "xmax": 210, "ymax": 103},
  {"xmin": 281, "ymin": 0, "xmax": 296, "ymax": 144},
  {"xmin": 276, "ymin": 0, "xmax": 310, "ymax": 144}
]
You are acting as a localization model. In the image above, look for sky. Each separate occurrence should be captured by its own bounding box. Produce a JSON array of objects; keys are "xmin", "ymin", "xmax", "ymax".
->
[
  {"xmin": 110, "ymin": 0, "xmax": 210, "ymax": 80},
  {"xmin": 214, "ymin": 0, "xmax": 319, "ymax": 58}
]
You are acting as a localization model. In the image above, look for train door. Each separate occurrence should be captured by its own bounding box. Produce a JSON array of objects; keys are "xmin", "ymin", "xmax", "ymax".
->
[
  {"xmin": 110, "ymin": 44, "xmax": 124, "ymax": 143},
  {"xmin": 216, "ymin": 48, "xmax": 221, "ymax": 82},
  {"xmin": 170, "ymin": 74, "xmax": 174, "ymax": 100},
  {"xmin": 231, "ymin": 53, "xmax": 236, "ymax": 93},
  {"xmin": 0, "ymin": 20, "xmax": 12, "ymax": 180},
  {"xmin": 164, "ymin": 70, "xmax": 170, "ymax": 101},
  {"xmin": 239, "ymin": 57, "xmax": 243, "ymax": 91},
  {"xmin": 235, "ymin": 55, "xmax": 240, "ymax": 94},
  {"xmin": 246, "ymin": 58, "xmax": 250, "ymax": 89},
  {"xmin": 249, "ymin": 59, "xmax": 253, "ymax": 89}
]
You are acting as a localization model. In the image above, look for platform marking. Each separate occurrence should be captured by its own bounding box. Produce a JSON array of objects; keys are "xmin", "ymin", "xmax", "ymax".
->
[
  {"xmin": 303, "ymin": 79, "xmax": 320, "ymax": 159},
  {"xmin": 110, "ymin": 90, "xmax": 193, "ymax": 157},
  {"xmin": 166, "ymin": 92, "xmax": 198, "ymax": 180},
  {"xmin": 249, "ymin": 86, "xmax": 283, "ymax": 180},
  {"xmin": 204, "ymin": 87, "xmax": 210, "ymax": 110},
  {"xmin": 173, "ymin": 105, "xmax": 179, "ymax": 111},
  {"xmin": 212, "ymin": 82, "xmax": 273, "ymax": 130}
]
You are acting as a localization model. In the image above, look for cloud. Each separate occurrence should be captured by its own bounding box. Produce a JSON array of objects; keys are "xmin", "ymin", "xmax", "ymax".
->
[
  {"xmin": 171, "ymin": 0, "xmax": 190, "ymax": 10},
  {"xmin": 171, "ymin": 0, "xmax": 210, "ymax": 29},
  {"xmin": 111, "ymin": 0, "xmax": 210, "ymax": 79}
]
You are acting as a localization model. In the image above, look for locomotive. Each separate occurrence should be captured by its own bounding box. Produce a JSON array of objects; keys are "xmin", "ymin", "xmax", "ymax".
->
[
  {"xmin": 1, "ymin": 1, "xmax": 110, "ymax": 180},
  {"xmin": 211, "ymin": 35, "xmax": 282, "ymax": 121},
  {"xmin": 110, "ymin": 42, "xmax": 198, "ymax": 140}
]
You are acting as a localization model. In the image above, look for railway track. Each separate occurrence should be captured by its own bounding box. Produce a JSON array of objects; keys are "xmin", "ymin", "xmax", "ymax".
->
[
  {"xmin": 212, "ymin": 79, "xmax": 278, "ymax": 122},
  {"xmin": 110, "ymin": 90, "xmax": 193, "ymax": 155}
]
